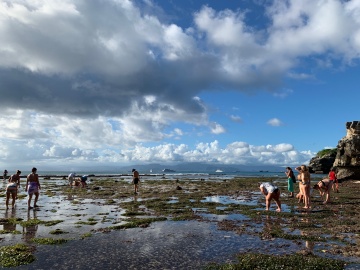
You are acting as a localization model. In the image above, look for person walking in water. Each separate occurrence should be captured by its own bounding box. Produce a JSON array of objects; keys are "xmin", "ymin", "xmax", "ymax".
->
[
  {"xmin": 25, "ymin": 167, "xmax": 41, "ymax": 210},
  {"xmin": 132, "ymin": 169, "xmax": 140, "ymax": 194},
  {"xmin": 5, "ymin": 170, "xmax": 21, "ymax": 209}
]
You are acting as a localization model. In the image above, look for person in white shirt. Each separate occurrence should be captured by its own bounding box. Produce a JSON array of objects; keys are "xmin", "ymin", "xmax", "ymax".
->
[
  {"xmin": 68, "ymin": 172, "xmax": 76, "ymax": 187},
  {"xmin": 259, "ymin": 182, "xmax": 281, "ymax": 212}
]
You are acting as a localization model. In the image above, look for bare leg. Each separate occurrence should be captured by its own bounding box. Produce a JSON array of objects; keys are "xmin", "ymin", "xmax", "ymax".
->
[
  {"xmin": 6, "ymin": 193, "xmax": 10, "ymax": 209},
  {"xmin": 274, "ymin": 192, "xmax": 281, "ymax": 212},
  {"xmin": 34, "ymin": 192, "xmax": 39, "ymax": 207},
  {"xmin": 265, "ymin": 194, "xmax": 271, "ymax": 210},
  {"xmin": 11, "ymin": 193, "xmax": 16, "ymax": 208},
  {"xmin": 28, "ymin": 194, "xmax": 33, "ymax": 209}
]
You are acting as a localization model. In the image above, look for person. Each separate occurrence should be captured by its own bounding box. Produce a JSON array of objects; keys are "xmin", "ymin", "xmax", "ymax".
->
[
  {"xmin": 3, "ymin": 169, "xmax": 8, "ymax": 181},
  {"xmin": 5, "ymin": 170, "xmax": 21, "ymax": 209},
  {"xmin": 296, "ymin": 165, "xmax": 311, "ymax": 209},
  {"xmin": 328, "ymin": 168, "xmax": 339, "ymax": 193},
  {"xmin": 259, "ymin": 182, "xmax": 281, "ymax": 212},
  {"xmin": 313, "ymin": 178, "xmax": 333, "ymax": 204},
  {"xmin": 296, "ymin": 171, "xmax": 304, "ymax": 203},
  {"xmin": 68, "ymin": 172, "xmax": 76, "ymax": 187},
  {"xmin": 132, "ymin": 169, "xmax": 140, "ymax": 194},
  {"xmin": 25, "ymin": 167, "xmax": 41, "ymax": 210},
  {"xmin": 79, "ymin": 175, "xmax": 88, "ymax": 188},
  {"xmin": 285, "ymin": 167, "xmax": 295, "ymax": 197}
]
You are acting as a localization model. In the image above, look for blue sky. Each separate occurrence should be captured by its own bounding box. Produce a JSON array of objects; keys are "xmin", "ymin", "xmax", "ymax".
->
[{"xmin": 0, "ymin": 0, "xmax": 359, "ymax": 171}]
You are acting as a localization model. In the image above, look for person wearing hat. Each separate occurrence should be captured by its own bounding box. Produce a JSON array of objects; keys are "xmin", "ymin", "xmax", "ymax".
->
[{"xmin": 132, "ymin": 169, "xmax": 140, "ymax": 194}]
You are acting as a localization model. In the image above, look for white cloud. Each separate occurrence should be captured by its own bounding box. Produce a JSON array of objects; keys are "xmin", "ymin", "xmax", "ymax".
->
[
  {"xmin": 0, "ymin": 0, "xmax": 358, "ymax": 169},
  {"xmin": 267, "ymin": 118, "xmax": 284, "ymax": 126},
  {"xmin": 230, "ymin": 115, "xmax": 242, "ymax": 123},
  {"xmin": 210, "ymin": 122, "xmax": 226, "ymax": 134}
]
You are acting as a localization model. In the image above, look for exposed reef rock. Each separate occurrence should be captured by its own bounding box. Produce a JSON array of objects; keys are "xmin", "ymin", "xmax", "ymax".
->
[{"xmin": 333, "ymin": 121, "xmax": 360, "ymax": 180}]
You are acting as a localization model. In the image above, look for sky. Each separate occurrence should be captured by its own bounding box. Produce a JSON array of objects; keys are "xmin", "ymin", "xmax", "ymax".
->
[{"xmin": 0, "ymin": 0, "xmax": 359, "ymax": 172}]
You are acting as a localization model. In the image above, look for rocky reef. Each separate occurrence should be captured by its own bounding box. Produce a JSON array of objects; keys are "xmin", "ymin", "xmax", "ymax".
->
[{"xmin": 333, "ymin": 121, "xmax": 360, "ymax": 180}]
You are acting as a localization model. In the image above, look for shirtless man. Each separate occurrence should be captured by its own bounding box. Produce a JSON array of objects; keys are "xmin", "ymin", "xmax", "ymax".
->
[
  {"xmin": 25, "ymin": 167, "xmax": 41, "ymax": 210},
  {"xmin": 132, "ymin": 169, "xmax": 140, "ymax": 194}
]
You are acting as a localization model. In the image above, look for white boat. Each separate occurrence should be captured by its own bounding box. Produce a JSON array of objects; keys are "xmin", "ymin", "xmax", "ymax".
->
[{"xmin": 215, "ymin": 169, "xmax": 223, "ymax": 173}]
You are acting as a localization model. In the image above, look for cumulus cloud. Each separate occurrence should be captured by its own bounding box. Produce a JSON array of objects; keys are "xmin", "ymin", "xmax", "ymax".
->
[{"xmin": 0, "ymin": 0, "xmax": 359, "ymax": 169}]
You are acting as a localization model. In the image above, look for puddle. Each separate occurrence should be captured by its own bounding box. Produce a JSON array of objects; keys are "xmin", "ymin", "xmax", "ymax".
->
[{"xmin": 201, "ymin": 195, "xmax": 258, "ymax": 205}]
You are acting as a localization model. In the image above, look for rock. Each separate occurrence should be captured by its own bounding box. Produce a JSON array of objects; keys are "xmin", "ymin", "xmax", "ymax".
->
[
  {"xmin": 308, "ymin": 154, "xmax": 335, "ymax": 174},
  {"xmin": 333, "ymin": 121, "xmax": 360, "ymax": 180}
]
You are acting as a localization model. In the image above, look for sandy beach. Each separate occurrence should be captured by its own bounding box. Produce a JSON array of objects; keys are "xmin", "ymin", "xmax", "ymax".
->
[{"xmin": 1, "ymin": 175, "xmax": 360, "ymax": 269}]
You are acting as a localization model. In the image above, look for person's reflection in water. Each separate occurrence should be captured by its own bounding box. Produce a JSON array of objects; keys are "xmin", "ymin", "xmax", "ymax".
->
[
  {"xmin": 22, "ymin": 209, "xmax": 38, "ymax": 243},
  {"xmin": 300, "ymin": 218, "xmax": 314, "ymax": 255},
  {"xmin": 3, "ymin": 208, "xmax": 17, "ymax": 232}
]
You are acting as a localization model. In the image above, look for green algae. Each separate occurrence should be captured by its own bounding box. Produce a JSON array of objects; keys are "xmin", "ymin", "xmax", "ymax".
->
[
  {"xmin": 0, "ymin": 244, "xmax": 35, "ymax": 267},
  {"xmin": 109, "ymin": 217, "xmax": 167, "ymax": 230},
  {"xmin": 32, "ymin": 237, "xmax": 68, "ymax": 245},
  {"xmin": 205, "ymin": 253, "xmax": 346, "ymax": 270}
]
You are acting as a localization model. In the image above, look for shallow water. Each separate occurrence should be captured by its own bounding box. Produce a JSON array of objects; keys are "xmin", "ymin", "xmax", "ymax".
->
[
  {"xmin": 1, "ymin": 178, "xmax": 359, "ymax": 269},
  {"xmin": 12, "ymin": 220, "xmax": 304, "ymax": 270}
]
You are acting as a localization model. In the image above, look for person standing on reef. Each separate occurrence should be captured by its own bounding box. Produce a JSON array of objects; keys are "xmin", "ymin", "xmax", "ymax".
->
[
  {"xmin": 328, "ymin": 168, "xmax": 339, "ymax": 193},
  {"xmin": 68, "ymin": 172, "xmax": 76, "ymax": 187},
  {"xmin": 5, "ymin": 170, "xmax": 21, "ymax": 209},
  {"xmin": 132, "ymin": 169, "xmax": 140, "ymax": 194},
  {"xmin": 25, "ymin": 167, "xmax": 41, "ymax": 210},
  {"xmin": 296, "ymin": 165, "xmax": 311, "ymax": 209},
  {"xmin": 3, "ymin": 169, "xmax": 8, "ymax": 181},
  {"xmin": 259, "ymin": 182, "xmax": 281, "ymax": 212},
  {"xmin": 285, "ymin": 167, "xmax": 295, "ymax": 198}
]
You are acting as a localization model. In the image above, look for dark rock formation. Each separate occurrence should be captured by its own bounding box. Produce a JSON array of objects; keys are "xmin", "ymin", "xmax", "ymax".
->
[
  {"xmin": 308, "ymin": 154, "xmax": 335, "ymax": 174},
  {"xmin": 333, "ymin": 121, "xmax": 360, "ymax": 180}
]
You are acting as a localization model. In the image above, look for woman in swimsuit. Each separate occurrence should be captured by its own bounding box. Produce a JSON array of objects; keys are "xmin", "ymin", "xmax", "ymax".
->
[
  {"xmin": 296, "ymin": 165, "xmax": 311, "ymax": 209},
  {"xmin": 313, "ymin": 178, "xmax": 333, "ymax": 204},
  {"xmin": 25, "ymin": 167, "xmax": 41, "ymax": 210},
  {"xmin": 5, "ymin": 170, "xmax": 21, "ymax": 209}
]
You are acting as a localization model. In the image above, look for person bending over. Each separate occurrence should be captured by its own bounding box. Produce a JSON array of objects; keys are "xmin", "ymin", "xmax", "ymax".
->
[{"xmin": 259, "ymin": 182, "xmax": 281, "ymax": 212}]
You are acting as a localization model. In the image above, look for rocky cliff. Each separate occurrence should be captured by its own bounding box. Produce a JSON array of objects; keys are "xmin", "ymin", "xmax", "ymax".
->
[
  {"xmin": 308, "ymin": 153, "xmax": 335, "ymax": 174},
  {"xmin": 333, "ymin": 121, "xmax": 360, "ymax": 180}
]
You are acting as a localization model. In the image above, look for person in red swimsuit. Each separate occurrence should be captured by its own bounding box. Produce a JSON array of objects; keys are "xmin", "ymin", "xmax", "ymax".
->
[{"xmin": 328, "ymin": 168, "xmax": 339, "ymax": 193}]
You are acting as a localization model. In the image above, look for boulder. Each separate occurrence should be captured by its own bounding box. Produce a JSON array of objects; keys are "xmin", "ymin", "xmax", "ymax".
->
[
  {"xmin": 333, "ymin": 121, "xmax": 360, "ymax": 180},
  {"xmin": 308, "ymin": 154, "xmax": 335, "ymax": 174}
]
